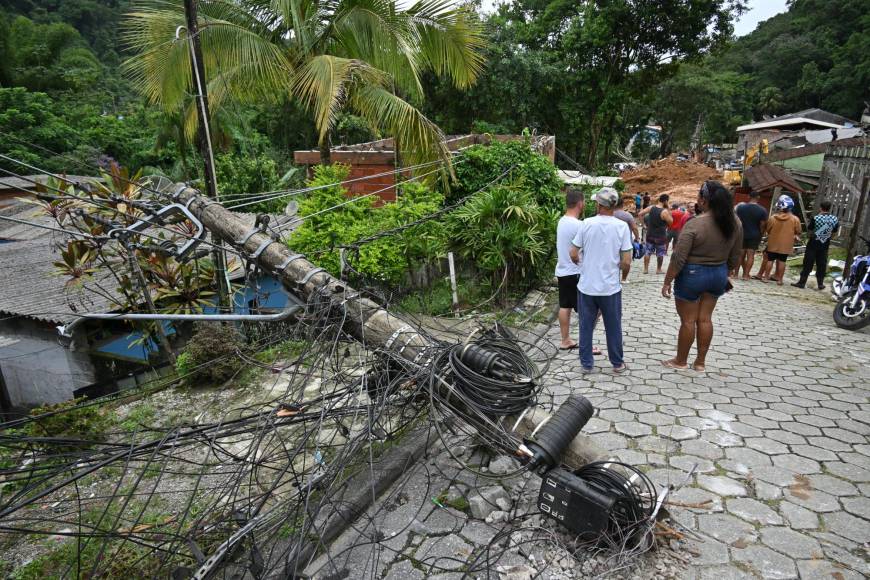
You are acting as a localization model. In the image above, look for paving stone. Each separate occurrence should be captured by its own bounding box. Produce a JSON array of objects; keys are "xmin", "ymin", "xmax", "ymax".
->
[
  {"xmin": 658, "ymin": 425, "xmax": 699, "ymax": 441},
  {"xmin": 806, "ymin": 474, "xmax": 859, "ymax": 497},
  {"xmin": 785, "ymin": 488, "xmax": 840, "ymax": 513},
  {"xmin": 726, "ymin": 498, "xmax": 783, "ymax": 525},
  {"xmin": 700, "ymin": 429, "xmax": 743, "ymax": 447},
  {"xmin": 779, "ymin": 501, "xmax": 819, "ymax": 529},
  {"xmin": 414, "ymin": 534, "xmax": 473, "ymax": 571},
  {"xmin": 755, "ymin": 481, "xmax": 784, "ymax": 501},
  {"xmin": 772, "ymin": 454, "xmax": 822, "ymax": 474},
  {"xmin": 697, "ymin": 475, "xmax": 748, "ymax": 497},
  {"xmin": 723, "ymin": 446, "xmax": 774, "ymax": 469},
  {"xmin": 681, "ymin": 439, "xmax": 725, "ymax": 460},
  {"xmin": 697, "ymin": 513, "xmax": 757, "ymax": 545},
  {"xmin": 384, "ymin": 559, "xmax": 425, "ymax": 580},
  {"xmin": 789, "ymin": 444, "xmax": 839, "ymax": 462},
  {"xmin": 796, "ymin": 559, "xmax": 865, "ymax": 580},
  {"xmin": 823, "ymin": 461, "xmax": 870, "ymax": 482},
  {"xmin": 582, "ymin": 417, "xmax": 611, "ymax": 434},
  {"xmin": 822, "ymin": 511, "xmax": 870, "ymax": 543},
  {"xmin": 732, "ymin": 545, "xmax": 798, "ymax": 579},
  {"xmin": 669, "ymin": 454, "xmax": 716, "ymax": 474},
  {"xmin": 687, "ymin": 533, "xmax": 729, "ymax": 565},
  {"xmin": 614, "ymin": 421, "xmax": 652, "ymax": 437},
  {"xmin": 698, "ymin": 564, "xmax": 759, "ymax": 580},
  {"xmin": 611, "ymin": 448, "xmax": 646, "ymax": 465},
  {"xmin": 760, "ymin": 527, "xmax": 823, "ymax": 559},
  {"xmin": 620, "ymin": 400, "xmax": 656, "ymax": 413},
  {"xmin": 841, "ymin": 496, "xmax": 870, "ymax": 519},
  {"xmin": 669, "ymin": 487, "xmax": 724, "ymax": 512},
  {"xmin": 635, "ymin": 435, "xmax": 676, "ymax": 453}
]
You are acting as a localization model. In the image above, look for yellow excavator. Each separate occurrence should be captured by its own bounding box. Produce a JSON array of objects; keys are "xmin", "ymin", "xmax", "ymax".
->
[{"xmin": 744, "ymin": 138, "xmax": 769, "ymax": 168}]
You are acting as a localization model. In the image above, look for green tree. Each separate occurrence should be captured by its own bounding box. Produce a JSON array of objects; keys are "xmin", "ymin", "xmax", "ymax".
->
[
  {"xmin": 425, "ymin": 0, "xmax": 747, "ymax": 168},
  {"xmin": 2, "ymin": 13, "xmax": 102, "ymax": 91},
  {"xmin": 652, "ymin": 64, "xmax": 751, "ymax": 154},
  {"xmin": 122, "ymin": 0, "xmax": 485, "ymax": 168},
  {"xmin": 0, "ymin": 88, "xmax": 77, "ymax": 173},
  {"xmin": 757, "ymin": 86, "xmax": 785, "ymax": 117}
]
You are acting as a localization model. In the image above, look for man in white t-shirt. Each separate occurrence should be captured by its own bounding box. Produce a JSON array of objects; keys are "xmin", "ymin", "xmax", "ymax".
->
[
  {"xmin": 569, "ymin": 187, "xmax": 633, "ymax": 373},
  {"xmin": 554, "ymin": 188, "xmax": 584, "ymax": 349}
]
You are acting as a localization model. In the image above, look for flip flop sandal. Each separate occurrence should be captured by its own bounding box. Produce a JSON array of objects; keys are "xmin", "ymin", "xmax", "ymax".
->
[
  {"xmin": 661, "ymin": 359, "xmax": 688, "ymax": 370},
  {"xmin": 558, "ymin": 344, "xmax": 578, "ymax": 351},
  {"xmin": 593, "ymin": 347, "xmax": 602, "ymax": 356}
]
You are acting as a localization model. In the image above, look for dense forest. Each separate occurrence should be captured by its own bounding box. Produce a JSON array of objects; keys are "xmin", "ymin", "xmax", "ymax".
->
[{"xmin": 0, "ymin": 0, "xmax": 868, "ymax": 183}]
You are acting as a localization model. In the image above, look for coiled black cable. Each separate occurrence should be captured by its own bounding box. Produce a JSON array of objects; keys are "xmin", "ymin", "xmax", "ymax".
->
[
  {"xmin": 443, "ymin": 337, "xmax": 539, "ymax": 417},
  {"xmin": 574, "ymin": 461, "xmax": 656, "ymax": 547}
]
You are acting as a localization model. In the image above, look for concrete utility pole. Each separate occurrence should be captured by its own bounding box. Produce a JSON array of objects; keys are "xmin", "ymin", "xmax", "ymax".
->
[
  {"xmin": 182, "ymin": 0, "xmax": 232, "ymax": 310},
  {"xmin": 175, "ymin": 187, "xmax": 433, "ymax": 361}
]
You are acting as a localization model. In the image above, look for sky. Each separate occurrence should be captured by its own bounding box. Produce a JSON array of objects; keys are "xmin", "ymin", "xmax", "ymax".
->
[{"xmin": 732, "ymin": 0, "xmax": 789, "ymax": 37}]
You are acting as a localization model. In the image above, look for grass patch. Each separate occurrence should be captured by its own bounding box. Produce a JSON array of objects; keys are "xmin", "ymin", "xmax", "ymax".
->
[{"xmin": 119, "ymin": 403, "xmax": 156, "ymax": 433}]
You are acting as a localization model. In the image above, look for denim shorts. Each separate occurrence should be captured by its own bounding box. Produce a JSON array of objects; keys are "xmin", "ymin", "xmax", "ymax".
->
[{"xmin": 674, "ymin": 263, "xmax": 729, "ymax": 302}]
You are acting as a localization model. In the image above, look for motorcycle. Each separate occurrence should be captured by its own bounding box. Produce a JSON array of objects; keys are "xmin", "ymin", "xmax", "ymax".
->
[{"xmin": 832, "ymin": 235, "xmax": 870, "ymax": 330}]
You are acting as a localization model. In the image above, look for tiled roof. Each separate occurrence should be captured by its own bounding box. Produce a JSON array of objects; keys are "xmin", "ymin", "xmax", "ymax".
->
[{"xmin": 745, "ymin": 164, "xmax": 806, "ymax": 194}]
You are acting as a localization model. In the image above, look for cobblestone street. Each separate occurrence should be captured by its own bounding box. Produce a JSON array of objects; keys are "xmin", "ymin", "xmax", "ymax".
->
[
  {"xmin": 544, "ymin": 269, "xmax": 870, "ymax": 579},
  {"xmin": 306, "ymin": 267, "xmax": 870, "ymax": 580}
]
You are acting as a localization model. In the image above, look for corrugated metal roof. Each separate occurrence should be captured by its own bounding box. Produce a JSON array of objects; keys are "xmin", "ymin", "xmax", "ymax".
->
[
  {"xmin": 0, "ymin": 206, "xmax": 120, "ymax": 325},
  {"xmin": 745, "ymin": 164, "xmax": 806, "ymax": 194}
]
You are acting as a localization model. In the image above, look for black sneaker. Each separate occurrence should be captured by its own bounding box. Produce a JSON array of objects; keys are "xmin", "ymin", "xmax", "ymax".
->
[
  {"xmin": 791, "ymin": 282, "xmax": 805, "ymax": 288},
  {"xmin": 817, "ymin": 284, "xmax": 826, "ymax": 291}
]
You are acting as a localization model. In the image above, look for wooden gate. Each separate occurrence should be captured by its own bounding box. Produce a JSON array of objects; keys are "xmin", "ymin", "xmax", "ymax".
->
[{"xmin": 815, "ymin": 140, "xmax": 870, "ymax": 262}]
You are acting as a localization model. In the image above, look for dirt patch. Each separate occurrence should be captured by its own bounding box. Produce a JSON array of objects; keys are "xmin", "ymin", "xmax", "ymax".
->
[{"xmin": 621, "ymin": 157, "xmax": 723, "ymax": 205}]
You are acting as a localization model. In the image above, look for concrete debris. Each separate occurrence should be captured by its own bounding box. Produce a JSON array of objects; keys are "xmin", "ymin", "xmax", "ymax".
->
[
  {"xmin": 488, "ymin": 455, "xmax": 521, "ymax": 475},
  {"xmin": 468, "ymin": 486, "xmax": 510, "ymax": 519}
]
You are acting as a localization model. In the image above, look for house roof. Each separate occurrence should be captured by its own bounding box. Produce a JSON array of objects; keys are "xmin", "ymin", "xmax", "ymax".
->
[
  {"xmin": 744, "ymin": 164, "xmax": 806, "ymax": 194},
  {"xmin": 0, "ymin": 203, "xmax": 297, "ymax": 326},
  {"xmin": 0, "ymin": 205, "xmax": 120, "ymax": 325},
  {"xmin": 736, "ymin": 109, "xmax": 856, "ymax": 133},
  {"xmin": 764, "ymin": 136, "xmax": 867, "ymax": 163},
  {"xmin": 0, "ymin": 174, "xmax": 103, "ymax": 193}
]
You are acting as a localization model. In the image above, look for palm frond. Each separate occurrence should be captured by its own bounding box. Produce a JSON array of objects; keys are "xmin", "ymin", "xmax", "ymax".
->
[
  {"xmin": 293, "ymin": 55, "xmax": 387, "ymax": 143},
  {"xmin": 406, "ymin": 0, "xmax": 485, "ymax": 89},
  {"xmin": 349, "ymin": 83, "xmax": 450, "ymax": 169}
]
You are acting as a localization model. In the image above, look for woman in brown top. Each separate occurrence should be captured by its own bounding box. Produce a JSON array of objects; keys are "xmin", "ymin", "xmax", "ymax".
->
[{"xmin": 661, "ymin": 181, "xmax": 742, "ymax": 371}]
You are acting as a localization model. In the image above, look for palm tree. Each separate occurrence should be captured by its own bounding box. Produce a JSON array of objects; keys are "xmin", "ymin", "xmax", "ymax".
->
[{"xmin": 122, "ymin": 0, "xmax": 485, "ymax": 168}]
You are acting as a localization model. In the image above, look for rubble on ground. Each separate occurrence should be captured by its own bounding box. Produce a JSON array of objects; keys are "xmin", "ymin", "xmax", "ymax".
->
[{"xmin": 621, "ymin": 156, "xmax": 723, "ymax": 205}]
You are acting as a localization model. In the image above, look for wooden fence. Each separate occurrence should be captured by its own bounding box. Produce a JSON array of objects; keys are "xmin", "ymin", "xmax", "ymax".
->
[{"xmin": 815, "ymin": 140, "xmax": 870, "ymax": 261}]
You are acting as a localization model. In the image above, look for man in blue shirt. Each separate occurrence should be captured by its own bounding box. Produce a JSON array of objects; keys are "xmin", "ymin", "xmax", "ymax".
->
[{"xmin": 792, "ymin": 200, "xmax": 840, "ymax": 290}]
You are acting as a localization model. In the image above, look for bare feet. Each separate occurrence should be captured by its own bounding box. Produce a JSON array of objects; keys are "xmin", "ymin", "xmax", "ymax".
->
[
  {"xmin": 741, "ymin": 275, "xmax": 750, "ymax": 281},
  {"xmin": 662, "ymin": 359, "xmax": 688, "ymax": 370},
  {"xmin": 592, "ymin": 346, "xmax": 602, "ymax": 356},
  {"xmin": 656, "ymin": 269, "xmax": 664, "ymax": 275},
  {"xmin": 691, "ymin": 362, "xmax": 706, "ymax": 371}
]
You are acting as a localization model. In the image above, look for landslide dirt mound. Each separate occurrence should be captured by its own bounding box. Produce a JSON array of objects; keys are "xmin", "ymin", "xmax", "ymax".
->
[{"xmin": 621, "ymin": 157, "xmax": 723, "ymax": 205}]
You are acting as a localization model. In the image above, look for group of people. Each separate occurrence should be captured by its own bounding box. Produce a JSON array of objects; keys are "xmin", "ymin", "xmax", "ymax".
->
[
  {"xmin": 556, "ymin": 180, "xmax": 796, "ymax": 373},
  {"xmin": 734, "ymin": 191, "xmax": 839, "ymax": 290}
]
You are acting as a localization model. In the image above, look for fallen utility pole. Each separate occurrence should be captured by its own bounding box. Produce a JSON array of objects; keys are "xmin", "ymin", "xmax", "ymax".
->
[
  {"xmin": 171, "ymin": 186, "xmax": 603, "ymax": 463},
  {"xmin": 174, "ymin": 186, "xmax": 433, "ymax": 362},
  {"xmin": 171, "ymin": 185, "xmax": 605, "ymax": 579}
]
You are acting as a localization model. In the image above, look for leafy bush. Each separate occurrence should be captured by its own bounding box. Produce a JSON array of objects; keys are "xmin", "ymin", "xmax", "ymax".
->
[
  {"xmin": 24, "ymin": 397, "xmax": 112, "ymax": 443},
  {"xmin": 176, "ymin": 323, "xmax": 246, "ymax": 386},
  {"xmin": 450, "ymin": 140, "xmax": 563, "ymax": 211},
  {"xmin": 288, "ymin": 165, "xmax": 447, "ymax": 285},
  {"xmin": 215, "ymin": 152, "xmax": 284, "ymax": 213},
  {"xmin": 448, "ymin": 185, "xmax": 556, "ymax": 288}
]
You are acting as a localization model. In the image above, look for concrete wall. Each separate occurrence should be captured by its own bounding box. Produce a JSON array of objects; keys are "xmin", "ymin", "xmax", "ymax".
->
[{"xmin": 0, "ymin": 320, "xmax": 96, "ymax": 410}]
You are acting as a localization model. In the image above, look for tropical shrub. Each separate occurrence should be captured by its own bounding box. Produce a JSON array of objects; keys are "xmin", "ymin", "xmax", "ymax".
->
[
  {"xmin": 450, "ymin": 140, "xmax": 563, "ymax": 210},
  {"xmin": 176, "ymin": 323, "xmax": 246, "ymax": 386},
  {"xmin": 288, "ymin": 165, "xmax": 447, "ymax": 285},
  {"xmin": 447, "ymin": 185, "xmax": 555, "ymax": 289}
]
